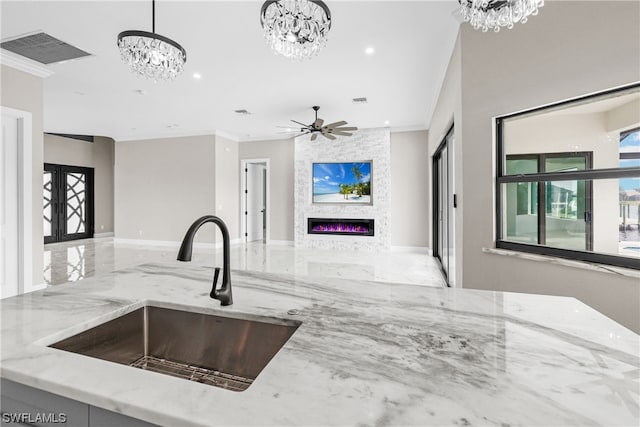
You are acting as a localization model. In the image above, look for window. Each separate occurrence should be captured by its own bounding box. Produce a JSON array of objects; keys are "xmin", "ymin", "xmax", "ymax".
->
[{"xmin": 496, "ymin": 84, "xmax": 640, "ymax": 269}]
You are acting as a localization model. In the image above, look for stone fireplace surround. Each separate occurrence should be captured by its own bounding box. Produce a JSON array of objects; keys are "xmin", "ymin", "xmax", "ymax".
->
[{"xmin": 294, "ymin": 128, "xmax": 391, "ymax": 250}]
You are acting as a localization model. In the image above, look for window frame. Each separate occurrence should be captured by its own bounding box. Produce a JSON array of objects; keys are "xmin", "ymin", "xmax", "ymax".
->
[{"xmin": 495, "ymin": 83, "xmax": 640, "ymax": 270}]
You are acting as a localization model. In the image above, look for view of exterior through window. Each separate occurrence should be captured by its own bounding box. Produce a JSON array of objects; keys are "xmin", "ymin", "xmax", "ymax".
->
[
  {"xmin": 619, "ymin": 127, "xmax": 640, "ymax": 255},
  {"xmin": 497, "ymin": 85, "xmax": 640, "ymax": 269}
]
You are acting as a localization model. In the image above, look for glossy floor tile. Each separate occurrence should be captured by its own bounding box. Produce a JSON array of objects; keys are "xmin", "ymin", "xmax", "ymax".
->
[{"xmin": 44, "ymin": 238, "xmax": 446, "ymax": 288}]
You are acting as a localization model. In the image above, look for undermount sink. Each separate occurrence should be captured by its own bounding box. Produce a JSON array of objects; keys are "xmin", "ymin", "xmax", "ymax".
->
[{"xmin": 49, "ymin": 305, "xmax": 300, "ymax": 392}]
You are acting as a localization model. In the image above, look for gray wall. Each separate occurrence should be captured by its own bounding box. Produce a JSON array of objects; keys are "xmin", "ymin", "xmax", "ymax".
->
[
  {"xmin": 44, "ymin": 134, "xmax": 115, "ymax": 234},
  {"xmin": 391, "ymin": 130, "xmax": 429, "ymax": 248},
  {"xmin": 429, "ymin": 1, "xmax": 640, "ymax": 332},
  {"xmin": 1, "ymin": 65, "xmax": 44, "ymax": 285},
  {"xmin": 214, "ymin": 135, "xmax": 240, "ymax": 241},
  {"xmin": 114, "ymin": 135, "xmax": 216, "ymax": 244},
  {"xmin": 239, "ymin": 138, "xmax": 295, "ymax": 242}
]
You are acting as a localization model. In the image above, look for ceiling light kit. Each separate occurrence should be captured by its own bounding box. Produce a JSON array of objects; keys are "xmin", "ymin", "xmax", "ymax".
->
[
  {"xmin": 260, "ymin": 0, "xmax": 332, "ymax": 60},
  {"xmin": 117, "ymin": 0, "xmax": 187, "ymax": 81},
  {"xmin": 459, "ymin": 0, "xmax": 544, "ymax": 32}
]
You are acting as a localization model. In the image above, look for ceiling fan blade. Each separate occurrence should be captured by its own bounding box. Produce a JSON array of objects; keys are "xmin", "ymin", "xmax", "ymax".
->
[
  {"xmin": 331, "ymin": 131, "xmax": 353, "ymax": 137},
  {"xmin": 324, "ymin": 133, "xmax": 337, "ymax": 141},
  {"xmin": 334, "ymin": 126, "xmax": 358, "ymax": 131},
  {"xmin": 291, "ymin": 120, "xmax": 310, "ymax": 128},
  {"xmin": 311, "ymin": 133, "xmax": 318, "ymax": 141},
  {"xmin": 324, "ymin": 121, "xmax": 347, "ymax": 129},
  {"xmin": 314, "ymin": 118, "xmax": 324, "ymax": 128}
]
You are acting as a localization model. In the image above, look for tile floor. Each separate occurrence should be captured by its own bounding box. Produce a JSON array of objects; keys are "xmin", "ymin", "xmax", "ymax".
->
[{"xmin": 44, "ymin": 238, "xmax": 446, "ymax": 288}]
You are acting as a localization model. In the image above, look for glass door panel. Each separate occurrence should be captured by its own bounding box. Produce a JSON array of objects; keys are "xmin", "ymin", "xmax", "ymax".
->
[
  {"xmin": 66, "ymin": 172, "xmax": 87, "ymax": 236},
  {"xmin": 44, "ymin": 164, "xmax": 93, "ymax": 243}
]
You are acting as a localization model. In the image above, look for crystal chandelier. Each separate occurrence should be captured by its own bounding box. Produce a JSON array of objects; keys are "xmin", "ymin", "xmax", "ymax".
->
[
  {"xmin": 459, "ymin": 0, "xmax": 544, "ymax": 32},
  {"xmin": 117, "ymin": 0, "xmax": 187, "ymax": 81},
  {"xmin": 260, "ymin": 0, "xmax": 332, "ymax": 60}
]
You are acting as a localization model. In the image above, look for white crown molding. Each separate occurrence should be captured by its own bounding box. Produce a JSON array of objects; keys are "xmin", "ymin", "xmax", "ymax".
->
[
  {"xmin": 214, "ymin": 129, "xmax": 241, "ymax": 142},
  {"xmin": 389, "ymin": 124, "xmax": 428, "ymax": 134},
  {"xmin": 115, "ymin": 130, "xmax": 216, "ymax": 143},
  {"xmin": 1, "ymin": 49, "xmax": 54, "ymax": 78}
]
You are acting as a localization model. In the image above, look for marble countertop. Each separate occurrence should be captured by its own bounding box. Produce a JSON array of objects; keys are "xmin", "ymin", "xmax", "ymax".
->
[{"xmin": 1, "ymin": 263, "xmax": 638, "ymax": 426}]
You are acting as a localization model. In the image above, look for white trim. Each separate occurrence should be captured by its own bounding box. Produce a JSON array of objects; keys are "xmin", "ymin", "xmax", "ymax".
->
[
  {"xmin": 266, "ymin": 240, "xmax": 295, "ymax": 246},
  {"xmin": 214, "ymin": 130, "xmax": 241, "ymax": 142},
  {"xmin": 239, "ymin": 134, "xmax": 295, "ymax": 143},
  {"xmin": 114, "ymin": 238, "xmax": 244, "ymax": 250},
  {"xmin": 1, "ymin": 49, "xmax": 54, "ymax": 78},
  {"xmin": 115, "ymin": 130, "xmax": 216, "ymax": 143},
  {"xmin": 389, "ymin": 125, "xmax": 428, "ymax": 134},
  {"xmin": 391, "ymin": 246, "xmax": 431, "ymax": 254},
  {"xmin": 240, "ymin": 158, "xmax": 271, "ymax": 244},
  {"xmin": 94, "ymin": 232, "xmax": 115, "ymax": 238},
  {"xmin": 1, "ymin": 107, "xmax": 34, "ymax": 294}
]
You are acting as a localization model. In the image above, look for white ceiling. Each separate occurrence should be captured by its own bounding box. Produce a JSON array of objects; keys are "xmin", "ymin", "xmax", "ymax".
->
[{"xmin": 1, "ymin": 1, "xmax": 461, "ymax": 142}]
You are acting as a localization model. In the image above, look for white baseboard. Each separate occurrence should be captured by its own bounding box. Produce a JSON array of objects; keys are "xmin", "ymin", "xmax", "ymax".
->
[
  {"xmin": 114, "ymin": 238, "xmax": 215, "ymax": 249},
  {"xmin": 391, "ymin": 246, "xmax": 432, "ymax": 255},
  {"xmin": 94, "ymin": 232, "xmax": 114, "ymax": 238},
  {"xmin": 24, "ymin": 282, "xmax": 47, "ymax": 294},
  {"xmin": 113, "ymin": 238, "xmax": 244, "ymax": 250},
  {"xmin": 267, "ymin": 240, "xmax": 295, "ymax": 246}
]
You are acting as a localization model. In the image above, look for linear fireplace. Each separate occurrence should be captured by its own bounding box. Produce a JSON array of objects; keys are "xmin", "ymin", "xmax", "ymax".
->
[{"xmin": 307, "ymin": 218, "xmax": 374, "ymax": 236}]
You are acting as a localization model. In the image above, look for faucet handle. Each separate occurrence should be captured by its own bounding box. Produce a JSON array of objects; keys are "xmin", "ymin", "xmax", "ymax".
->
[{"xmin": 210, "ymin": 267, "xmax": 221, "ymax": 299}]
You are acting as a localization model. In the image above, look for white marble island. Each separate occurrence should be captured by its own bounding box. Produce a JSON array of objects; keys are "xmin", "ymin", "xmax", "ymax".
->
[{"xmin": 1, "ymin": 263, "xmax": 638, "ymax": 426}]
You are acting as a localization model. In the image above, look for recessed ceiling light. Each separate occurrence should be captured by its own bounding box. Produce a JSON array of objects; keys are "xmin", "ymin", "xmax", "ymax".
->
[
  {"xmin": 384, "ymin": 120, "xmax": 390, "ymax": 126},
  {"xmin": 193, "ymin": 73, "xmax": 202, "ymax": 79},
  {"xmin": 365, "ymin": 46, "xmax": 375, "ymax": 55}
]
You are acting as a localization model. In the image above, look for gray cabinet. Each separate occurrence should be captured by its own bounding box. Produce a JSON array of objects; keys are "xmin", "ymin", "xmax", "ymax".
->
[{"xmin": 1, "ymin": 379, "xmax": 158, "ymax": 427}]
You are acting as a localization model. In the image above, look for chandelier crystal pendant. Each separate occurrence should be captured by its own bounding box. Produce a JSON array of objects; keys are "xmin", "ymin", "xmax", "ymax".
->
[
  {"xmin": 260, "ymin": 0, "xmax": 332, "ymax": 60},
  {"xmin": 459, "ymin": 0, "xmax": 544, "ymax": 32},
  {"xmin": 117, "ymin": 0, "xmax": 187, "ymax": 81}
]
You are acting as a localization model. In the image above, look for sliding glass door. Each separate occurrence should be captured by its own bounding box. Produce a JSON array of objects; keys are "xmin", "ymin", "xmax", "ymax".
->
[
  {"xmin": 44, "ymin": 164, "xmax": 94, "ymax": 243},
  {"xmin": 433, "ymin": 126, "xmax": 455, "ymax": 286}
]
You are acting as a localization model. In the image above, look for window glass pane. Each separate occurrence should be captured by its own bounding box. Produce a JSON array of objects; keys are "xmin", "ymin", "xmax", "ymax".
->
[
  {"xmin": 545, "ymin": 156, "xmax": 587, "ymax": 173},
  {"xmin": 504, "ymin": 182, "xmax": 538, "ymax": 244},
  {"xmin": 545, "ymin": 180, "xmax": 587, "ymax": 251},
  {"xmin": 506, "ymin": 158, "xmax": 538, "ymax": 175},
  {"xmin": 502, "ymin": 177, "xmax": 640, "ymax": 259},
  {"xmin": 503, "ymin": 88, "xmax": 639, "ymax": 172}
]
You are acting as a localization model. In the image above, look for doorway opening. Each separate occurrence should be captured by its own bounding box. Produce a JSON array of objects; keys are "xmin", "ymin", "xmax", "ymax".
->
[
  {"xmin": 44, "ymin": 163, "xmax": 94, "ymax": 243},
  {"xmin": 240, "ymin": 159, "xmax": 270, "ymax": 244},
  {"xmin": 432, "ymin": 125, "xmax": 456, "ymax": 287}
]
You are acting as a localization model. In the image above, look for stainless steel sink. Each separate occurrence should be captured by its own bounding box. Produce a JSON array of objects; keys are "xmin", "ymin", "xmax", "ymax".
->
[{"xmin": 49, "ymin": 306, "xmax": 300, "ymax": 392}]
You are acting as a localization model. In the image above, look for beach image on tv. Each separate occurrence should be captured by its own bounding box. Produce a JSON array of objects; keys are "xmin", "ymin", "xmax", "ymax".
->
[{"xmin": 313, "ymin": 162, "xmax": 372, "ymax": 204}]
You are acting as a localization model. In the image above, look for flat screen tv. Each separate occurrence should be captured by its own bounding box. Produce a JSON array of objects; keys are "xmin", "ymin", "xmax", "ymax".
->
[{"xmin": 312, "ymin": 161, "xmax": 372, "ymax": 204}]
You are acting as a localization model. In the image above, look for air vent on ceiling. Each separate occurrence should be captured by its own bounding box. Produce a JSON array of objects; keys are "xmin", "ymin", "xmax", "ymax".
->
[
  {"xmin": 234, "ymin": 109, "xmax": 252, "ymax": 115},
  {"xmin": 352, "ymin": 97, "xmax": 368, "ymax": 104},
  {"xmin": 1, "ymin": 32, "xmax": 91, "ymax": 65}
]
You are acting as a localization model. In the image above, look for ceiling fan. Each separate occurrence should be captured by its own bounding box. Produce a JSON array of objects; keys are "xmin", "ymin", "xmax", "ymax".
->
[{"xmin": 280, "ymin": 106, "xmax": 358, "ymax": 141}]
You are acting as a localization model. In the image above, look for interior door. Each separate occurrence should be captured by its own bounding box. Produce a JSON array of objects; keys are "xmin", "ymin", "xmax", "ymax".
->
[
  {"xmin": 1, "ymin": 114, "xmax": 19, "ymax": 298},
  {"xmin": 245, "ymin": 163, "xmax": 265, "ymax": 242},
  {"xmin": 44, "ymin": 164, "xmax": 94, "ymax": 243}
]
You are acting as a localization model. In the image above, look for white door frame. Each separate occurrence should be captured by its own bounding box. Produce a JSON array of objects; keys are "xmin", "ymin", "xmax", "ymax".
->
[
  {"xmin": 1, "ymin": 106, "xmax": 34, "ymax": 295},
  {"xmin": 240, "ymin": 158, "xmax": 271, "ymax": 243}
]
